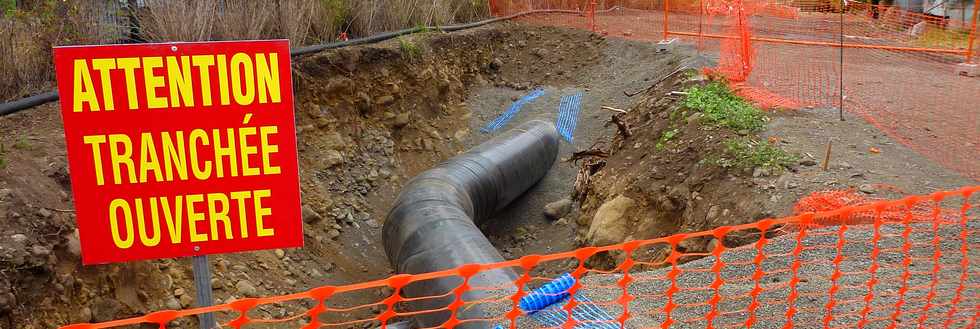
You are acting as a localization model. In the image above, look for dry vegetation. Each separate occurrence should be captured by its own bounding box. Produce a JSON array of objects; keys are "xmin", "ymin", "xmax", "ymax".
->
[
  {"xmin": 0, "ymin": 1, "xmax": 127, "ymax": 100},
  {"xmin": 0, "ymin": 0, "xmax": 491, "ymax": 101}
]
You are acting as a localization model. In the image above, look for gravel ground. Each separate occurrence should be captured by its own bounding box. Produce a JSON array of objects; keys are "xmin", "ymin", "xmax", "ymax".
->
[{"xmin": 480, "ymin": 220, "xmax": 979, "ymax": 329}]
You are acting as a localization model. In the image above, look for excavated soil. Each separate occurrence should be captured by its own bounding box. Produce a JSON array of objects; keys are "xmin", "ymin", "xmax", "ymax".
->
[
  {"xmin": 572, "ymin": 68, "xmax": 974, "ymax": 268},
  {"xmin": 0, "ymin": 23, "xmax": 667, "ymax": 328},
  {"xmin": 0, "ymin": 20, "xmax": 973, "ymax": 329}
]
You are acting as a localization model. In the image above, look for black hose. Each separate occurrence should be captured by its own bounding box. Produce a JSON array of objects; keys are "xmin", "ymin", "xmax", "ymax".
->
[
  {"xmin": 0, "ymin": 7, "xmax": 623, "ymax": 117},
  {"xmin": 0, "ymin": 91, "xmax": 59, "ymax": 117},
  {"xmin": 291, "ymin": 9, "xmax": 585, "ymax": 56},
  {"xmin": 382, "ymin": 120, "xmax": 560, "ymax": 328}
]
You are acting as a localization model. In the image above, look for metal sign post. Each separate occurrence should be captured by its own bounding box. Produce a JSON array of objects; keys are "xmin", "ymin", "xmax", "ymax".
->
[{"xmin": 192, "ymin": 255, "xmax": 216, "ymax": 329}]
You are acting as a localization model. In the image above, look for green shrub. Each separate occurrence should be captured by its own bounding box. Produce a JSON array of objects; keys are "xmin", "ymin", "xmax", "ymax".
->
[
  {"xmin": 11, "ymin": 137, "xmax": 30, "ymax": 151},
  {"xmin": 656, "ymin": 128, "xmax": 679, "ymax": 150},
  {"xmin": 710, "ymin": 137, "xmax": 797, "ymax": 171},
  {"xmin": 684, "ymin": 82, "xmax": 767, "ymax": 133},
  {"xmin": 0, "ymin": 0, "xmax": 14, "ymax": 17},
  {"xmin": 398, "ymin": 36, "xmax": 421, "ymax": 58}
]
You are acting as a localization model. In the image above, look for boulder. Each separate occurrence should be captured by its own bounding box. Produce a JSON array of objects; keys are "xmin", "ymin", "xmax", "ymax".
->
[
  {"xmin": 586, "ymin": 195, "xmax": 636, "ymax": 246},
  {"xmin": 543, "ymin": 198, "xmax": 572, "ymax": 220}
]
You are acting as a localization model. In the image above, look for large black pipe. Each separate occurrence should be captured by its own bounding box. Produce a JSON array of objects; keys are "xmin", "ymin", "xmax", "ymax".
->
[{"xmin": 383, "ymin": 120, "xmax": 560, "ymax": 328}]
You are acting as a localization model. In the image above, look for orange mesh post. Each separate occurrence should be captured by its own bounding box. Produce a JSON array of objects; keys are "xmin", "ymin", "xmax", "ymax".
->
[
  {"xmin": 915, "ymin": 196, "xmax": 945, "ymax": 327},
  {"xmin": 822, "ymin": 211, "xmax": 848, "ymax": 329},
  {"xmin": 968, "ymin": 0, "xmax": 979, "ymax": 63},
  {"xmin": 745, "ymin": 220, "xmax": 772, "ymax": 328},
  {"xmin": 489, "ymin": 0, "xmax": 498, "ymax": 17},
  {"xmin": 698, "ymin": 0, "xmax": 706, "ymax": 52},
  {"xmin": 856, "ymin": 206, "xmax": 884, "ymax": 329},
  {"xmin": 782, "ymin": 214, "xmax": 811, "ymax": 329},
  {"xmin": 941, "ymin": 189, "xmax": 974, "ymax": 328},
  {"xmin": 589, "ymin": 0, "xmax": 597, "ymax": 32}
]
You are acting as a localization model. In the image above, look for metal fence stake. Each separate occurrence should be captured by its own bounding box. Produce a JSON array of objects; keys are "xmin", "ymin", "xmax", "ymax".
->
[{"xmin": 192, "ymin": 255, "xmax": 217, "ymax": 329}]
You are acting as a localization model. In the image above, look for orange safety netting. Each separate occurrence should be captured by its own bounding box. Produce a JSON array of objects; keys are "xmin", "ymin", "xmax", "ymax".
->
[
  {"xmin": 793, "ymin": 188, "xmax": 963, "ymax": 226},
  {"xmin": 504, "ymin": 0, "xmax": 980, "ymax": 181},
  {"xmin": 60, "ymin": 185, "xmax": 979, "ymax": 329}
]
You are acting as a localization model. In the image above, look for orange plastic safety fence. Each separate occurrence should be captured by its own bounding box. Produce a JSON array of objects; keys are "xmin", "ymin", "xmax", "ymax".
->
[
  {"xmin": 500, "ymin": 0, "xmax": 980, "ymax": 181},
  {"xmin": 59, "ymin": 185, "xmax": 979, "ymax": 329}
]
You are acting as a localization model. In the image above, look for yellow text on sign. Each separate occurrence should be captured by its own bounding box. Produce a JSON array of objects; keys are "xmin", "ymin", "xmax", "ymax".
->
[
  {"xmin": 82, "ymin": 126, "xmax": 281, "ymax": 186},
  {"xmin": 71, "ymin": 53, "xmax": 282, "ymax": 111},
  {"xmin": 107, "ymin": 189, "xmax": 276, "ymax": 249}
]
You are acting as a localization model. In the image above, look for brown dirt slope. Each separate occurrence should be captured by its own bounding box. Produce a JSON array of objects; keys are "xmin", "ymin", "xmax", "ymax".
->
[{"xmin": 0, "ymin": 23, "xmax": 605, "ymax": 329}]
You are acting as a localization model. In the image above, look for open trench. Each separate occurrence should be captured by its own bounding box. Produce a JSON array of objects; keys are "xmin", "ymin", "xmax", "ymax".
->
[
  {"xmin": 0, "ymin": 18, "xmax": 975, "ymax": 328},
  {"xmin": 0, "ymin": 21, "xmax": 692, "ymax": 328},
  {"xmin": 292, "ymin": 21, "xmax": 977, "ymax": 329},
  {"xmin": 282, "ymin": 23, "xmax": 692, "ymax": 326}
]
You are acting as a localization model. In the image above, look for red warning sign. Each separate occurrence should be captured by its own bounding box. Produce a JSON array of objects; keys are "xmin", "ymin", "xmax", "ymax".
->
[{"xmin": 52, "ymin": 40, "xmax": 303, "ymax": 264}]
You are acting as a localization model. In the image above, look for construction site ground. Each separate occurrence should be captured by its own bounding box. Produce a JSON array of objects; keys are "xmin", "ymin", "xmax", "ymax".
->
[{"xmin": 0, "ymin": 21, "xmax": 975, "ymax": 328}]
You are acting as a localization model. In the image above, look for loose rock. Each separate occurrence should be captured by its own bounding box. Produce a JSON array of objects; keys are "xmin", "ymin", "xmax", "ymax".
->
[
  {"xmin": 393, "ymin": 112, "xmax": 411, "ymax": 128},
  {"xmin": 586, "ymin": 195, "xmax": 636, "ymax": 246},
  {"xmin": 859, "ymin": 184, "xmax": 877, "ymax": 194},
  {"xmin": 377, "ymin": 95, "xmax": 396, "ymax": 106},
  {"xmin": 235, "ymin": 280, "xmax": 258, "ymax": 297},
  {"xmin": 165, "ymin": 297, "xmax": 181, "ymax": 310},
  {"xmin": 323, "ymin": 150, "xmax": 344, "ymax": 168},
  {"xmin": 543, "ymin": 198, "xmax": 572, "ymax": 220},
  {"xmin": 302, "ymin": 205, "xmax": 323, "ymax": 224},
  {"xmin": 10, "ymin": 234, "xmax": 27, "ymax": 244},
  {"xmin": 179, "ymin": 294, "xmax": 194, "ymax": 308}
]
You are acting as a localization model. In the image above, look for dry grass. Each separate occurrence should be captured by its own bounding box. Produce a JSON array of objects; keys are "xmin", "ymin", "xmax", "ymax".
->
[
  {"xmin": 0, "ymin": 0, "xmax": 494, "ymax": 101},
  {"xmin": 0, "ymin": 1, "xmax": 126, "ymax": 101},
  {"xmin": 349, "ymin": 0, "xmax": 488, "ymax": 34},
  {"xmin": 139, "ymin": 1, "xmax": 219, "ymax": 41},
  {"xmin": 138, "ymin": 0, "xmax": 487, "ymax": 45},
  {"xmin": 0, "ymin": 18, "xmax": 51, "ymax": 100}
]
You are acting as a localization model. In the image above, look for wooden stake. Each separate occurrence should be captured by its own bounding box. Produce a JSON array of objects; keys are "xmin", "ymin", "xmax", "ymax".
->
[
  {"xmin": 600, "ymin": 106, "xmax": 627, "ymax": 113},
  {"xmin": 822, "ymin": 140, "xmax": 833, "ymax": 171}
]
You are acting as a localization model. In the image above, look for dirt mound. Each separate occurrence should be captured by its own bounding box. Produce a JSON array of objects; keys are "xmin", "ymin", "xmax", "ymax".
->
[
  {"xmin": 0, "ymin": 23, "xmax": 606, "ymax": 328},
  {"xmin": 571, "ymin": 70, "xmax": 974, "ymax": 268},
  {"xmin": 572, "ymin": 73, "xmax": 781, "ymax": 265}
]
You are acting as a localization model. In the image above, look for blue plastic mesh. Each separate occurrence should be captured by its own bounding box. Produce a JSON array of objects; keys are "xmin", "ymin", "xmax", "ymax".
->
[
  {"xmin": 527, "ymin": 293, "xmax": 620, "ymax": 329},
  {"xmin": 555, "ymin": 93, "xmax": 583, "ymax": 143},
  {"xmin": 482, "ymin": 88, "xmax": 546, "ymax": 133},
  {"xmin": 497, "ymin": 273, "xmax": 620, "ymax": 329}
]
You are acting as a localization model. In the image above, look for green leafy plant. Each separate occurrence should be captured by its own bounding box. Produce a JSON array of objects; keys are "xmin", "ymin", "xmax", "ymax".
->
[
  {"xmin": 709, "ymin": 137, "xmax": 798, "ymax": 171},
  {"xmin": 12, "ymin": 137, "xmax": 30, "ymax": 150},
  {"xmin": 683, "ymin": 82, "xmax": 767, "ymax": 133},
  {"xmin": 656, "ymin": 128, "xmax": 680, "ymax": 150},
  {"xmin": 415, "ymin": 23, "xmax": 433, "ymax": 33},
  {"xmin": 398, "ymin": 36, "xmax": 421, "ymax": 58},
  {"xmin": 0, "ymin": 0, "xmax": 14, "ymax": 17}
]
